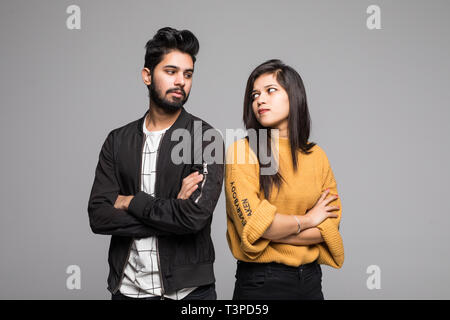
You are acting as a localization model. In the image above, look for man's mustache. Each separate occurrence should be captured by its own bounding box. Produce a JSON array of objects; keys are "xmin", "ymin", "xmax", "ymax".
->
[{"xmin": 167, "ymin": 88, "xmax": 186, "ymax": 98}]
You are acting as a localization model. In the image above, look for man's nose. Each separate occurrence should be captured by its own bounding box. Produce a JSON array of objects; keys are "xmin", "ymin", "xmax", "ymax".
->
[{"xmin": 174, "ymin": 72, "xmax": 185, "ymax": 87}]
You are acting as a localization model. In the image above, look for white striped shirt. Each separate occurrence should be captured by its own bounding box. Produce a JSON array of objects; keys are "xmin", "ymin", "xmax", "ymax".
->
[{"xmin": 119, "ymin": 116, "xmax": 197, "ymax": 299}]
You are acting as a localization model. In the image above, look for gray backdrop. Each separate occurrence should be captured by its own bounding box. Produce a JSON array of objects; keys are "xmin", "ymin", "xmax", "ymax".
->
[{"xmin": 1, "ymin": 0, "xmax": 449, "ymax": 299}]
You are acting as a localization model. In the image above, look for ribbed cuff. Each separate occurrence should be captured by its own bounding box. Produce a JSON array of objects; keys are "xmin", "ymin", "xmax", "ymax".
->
[
  {"xmin": 316, "ymin": 218, "xmax": 344, "ymax": 263},
  {"xmin": 317, "ymin": 244, "xmax": 344, "ymax": 269}
]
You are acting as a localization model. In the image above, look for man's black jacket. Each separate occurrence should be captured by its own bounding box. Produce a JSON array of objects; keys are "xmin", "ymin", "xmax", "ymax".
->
[{"xmin": 87, "ymin": 107, "xmax": 224, "ymax": 295}]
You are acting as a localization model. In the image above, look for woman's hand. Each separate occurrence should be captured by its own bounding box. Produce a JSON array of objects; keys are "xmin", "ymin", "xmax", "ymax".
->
[
  {"xmin": 177, "ymin": 171, "xmax": 203, "ymax": 199},
  {"xmin": 304, "ymin": 189, "xmax": 339, "ymax": 228}
]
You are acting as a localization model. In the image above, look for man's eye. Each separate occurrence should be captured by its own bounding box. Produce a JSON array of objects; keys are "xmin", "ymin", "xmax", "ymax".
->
[
  {"xmin": 166, "ymin": 70, "xmax": 175, "ymax": 74},
  {"xmin": 185, "ymin": 73, "xmax": 193, "ymax": 79}
]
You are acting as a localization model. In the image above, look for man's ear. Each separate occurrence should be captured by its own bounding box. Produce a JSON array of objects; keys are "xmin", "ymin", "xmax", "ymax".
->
[{"xmin": 142, "ymin": 68, "xmax": 152, "ymax": 85}]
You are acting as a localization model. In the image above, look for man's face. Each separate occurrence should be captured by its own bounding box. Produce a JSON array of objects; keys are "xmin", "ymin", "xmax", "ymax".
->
[{"xmin": 144, "ymin": 50, "xmax": 194, "ymax": 113}]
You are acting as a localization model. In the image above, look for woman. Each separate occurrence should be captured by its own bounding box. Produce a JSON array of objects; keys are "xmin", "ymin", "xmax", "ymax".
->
[{"xmin": 225, "ymin": 59, "xmax": 344, "ymax": 300}]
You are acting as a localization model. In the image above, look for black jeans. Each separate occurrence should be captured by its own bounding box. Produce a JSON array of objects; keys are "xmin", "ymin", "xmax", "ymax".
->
[
  {"xmin": 232, "ymin": 260, "xmax": 324, "ymax": 300},
  {"xmin": 111, "ymin": 283, "xmax": 217, "ymax": 300}
]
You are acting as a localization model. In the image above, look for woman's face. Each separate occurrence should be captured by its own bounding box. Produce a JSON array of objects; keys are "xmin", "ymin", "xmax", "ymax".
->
[{"xmin": 251, "ymin": 73, "xmax": 290, "ymax": 133}]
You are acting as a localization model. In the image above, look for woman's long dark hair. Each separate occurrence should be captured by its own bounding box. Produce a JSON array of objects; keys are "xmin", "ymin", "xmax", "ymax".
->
[{"xmin": 243, "ymin": 59, "xmax": 316, "ymax": 198}]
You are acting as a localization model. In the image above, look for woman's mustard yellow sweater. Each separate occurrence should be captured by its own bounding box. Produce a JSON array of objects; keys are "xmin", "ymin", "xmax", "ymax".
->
[{"xmin": 225, "ymin": 138, "xmax": 344, "ymax": 269}]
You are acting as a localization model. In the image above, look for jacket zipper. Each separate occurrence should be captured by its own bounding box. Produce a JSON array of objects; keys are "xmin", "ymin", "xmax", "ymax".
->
[
  {"xmin": 195, "ymin": 162, "xmax": 208, "ymax": 203},
  {"xmin": 154, "ymin": 131, "xmax": 166, "ymax": 300},
  {"xmin": 113, "ymin": 133, "xmax": 146, "ymax": 294}
]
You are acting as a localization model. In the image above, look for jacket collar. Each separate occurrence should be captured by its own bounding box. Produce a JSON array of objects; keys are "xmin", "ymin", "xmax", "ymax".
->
[{"xmin": 136, "ymin": 106, "xmax": 191, "ymax": 136}]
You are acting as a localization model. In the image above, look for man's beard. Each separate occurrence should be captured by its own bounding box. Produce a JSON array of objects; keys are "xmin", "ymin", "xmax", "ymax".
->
[{"xmin": 148, "ymin": 82, "xmax": 190, "ymax": 114}]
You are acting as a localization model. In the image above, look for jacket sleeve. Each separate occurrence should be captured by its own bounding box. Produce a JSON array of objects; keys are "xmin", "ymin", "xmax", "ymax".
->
[
  {"xmin": 127, "ymin": 126, "xmax": 224, "ymax": 235},
  {"xmin": 225, "ymin": 140, "xmax": 277, "ymax": 260},
  {"xmin": 87, "ymin": 131, "xmax": 170, "ymax": 238},
  {"xmin": 315, "ymin": 147, "xmax": 345, "ymax": 268}
]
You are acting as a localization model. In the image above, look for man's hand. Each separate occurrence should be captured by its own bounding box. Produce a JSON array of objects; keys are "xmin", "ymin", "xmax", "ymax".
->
[
  {"xmin": 114, "ymin": 195, "xmax": 134, "ymax": 211},
  {"xmin": 177, "ymin": 171, "xmax": 204, "ymax": 199}
]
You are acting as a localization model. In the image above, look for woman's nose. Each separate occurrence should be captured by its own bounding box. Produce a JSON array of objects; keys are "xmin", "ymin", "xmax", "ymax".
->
[{"xmin": 257, "ymin": 94, "xmax": 267, "ymax": 106}]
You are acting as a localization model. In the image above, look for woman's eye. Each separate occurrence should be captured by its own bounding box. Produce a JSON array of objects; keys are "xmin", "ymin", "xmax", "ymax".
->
[
  {"xmin": 251, "ymin": 93, "xmax": 260, "ymax": 100},
  {"xmin": 268, "ymin": 87, "xmax": 276, "ymax": 93}
]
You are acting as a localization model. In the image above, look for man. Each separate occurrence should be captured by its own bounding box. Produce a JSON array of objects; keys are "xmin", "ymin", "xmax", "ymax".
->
[{"xmin": 88, "ymin": 27, "xmax": 224, "ymax": 300}]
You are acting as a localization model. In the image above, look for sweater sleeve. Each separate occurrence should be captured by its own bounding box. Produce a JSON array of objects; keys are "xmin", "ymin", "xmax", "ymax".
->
[
  {"xmin": 225, "ymin": 140, "xmax": 277, "ymax": 260},
  {"xmin": 315, "ymin": 147, "xmax": 345, "ymax": 268}
]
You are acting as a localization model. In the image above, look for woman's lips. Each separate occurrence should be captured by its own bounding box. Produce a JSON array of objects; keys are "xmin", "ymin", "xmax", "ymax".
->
[{"xmin": 258, "ymin": 109, "xmax": 270, "ymax": 115}]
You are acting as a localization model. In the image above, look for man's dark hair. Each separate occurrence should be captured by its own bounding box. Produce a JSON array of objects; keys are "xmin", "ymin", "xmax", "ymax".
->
[{"xmin": 144, "ymin": 27, "xmax": 200, "ymax": 71}]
